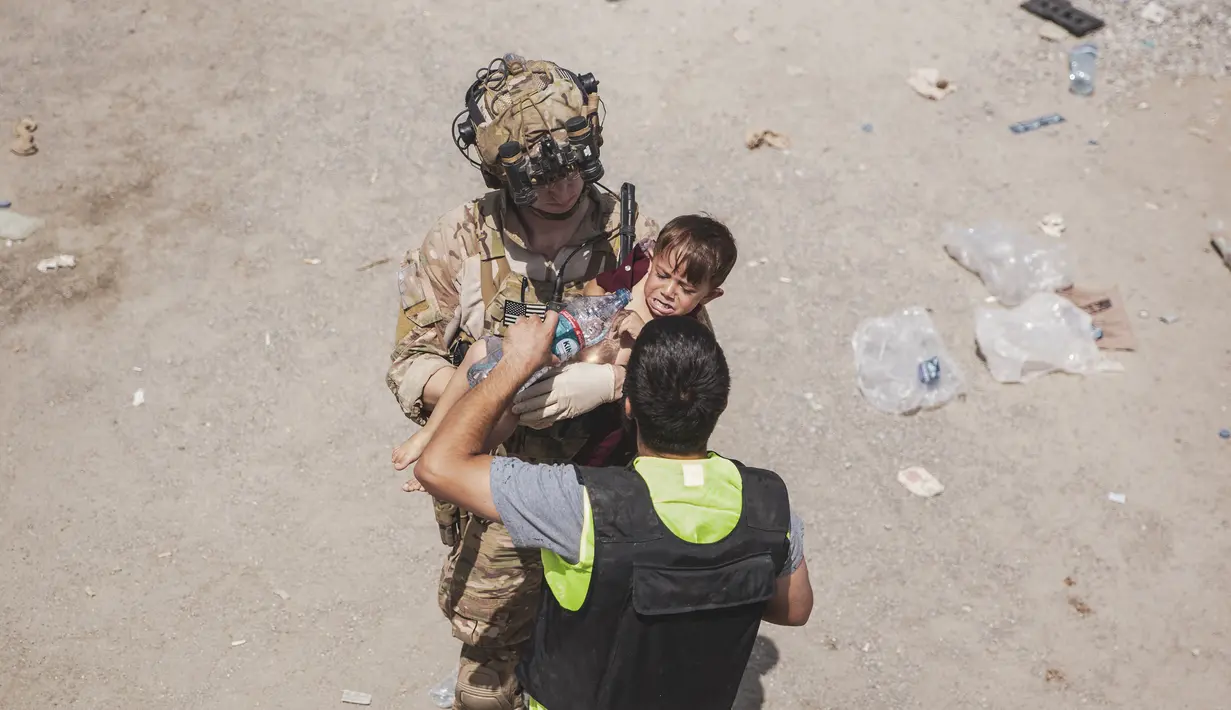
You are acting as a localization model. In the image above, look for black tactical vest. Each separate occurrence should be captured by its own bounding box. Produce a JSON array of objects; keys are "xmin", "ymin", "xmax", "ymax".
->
[{"xmin": 518, "ymin": 461, "xmax": 791, "ymax": 710}]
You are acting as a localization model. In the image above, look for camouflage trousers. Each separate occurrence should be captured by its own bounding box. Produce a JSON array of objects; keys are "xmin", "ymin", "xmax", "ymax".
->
[{"xmin": 440, "ymin": 513, "xmax": 542, "ymax": 710}]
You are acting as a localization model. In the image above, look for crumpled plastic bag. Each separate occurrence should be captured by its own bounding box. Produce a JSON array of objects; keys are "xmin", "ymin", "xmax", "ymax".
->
[
  {"xmin": 852, "ymin": 307, "xmax": 965, "ymax": 414},
  {"xmin": 945, "ymin": 223, "xmax": 1073, "ymax": 306},
  {"xmin": 975, "ymin": 292, "xmax": 1122, "ymax": 383}
]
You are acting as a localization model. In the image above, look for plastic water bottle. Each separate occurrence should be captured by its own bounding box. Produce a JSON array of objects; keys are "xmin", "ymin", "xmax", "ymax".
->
[
  {"xmin": 1068, "ymin": 44, "xmax": 1097, "ymax": 96},
  {"xmin": 466, "ymin": 289, "xmax": 632, "ymax": 388}
]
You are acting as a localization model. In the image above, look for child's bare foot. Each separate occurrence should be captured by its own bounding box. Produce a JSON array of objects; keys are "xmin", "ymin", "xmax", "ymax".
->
[
  {"xmin": 392, "ymin": 430, "xmax": 432, "ymax": 471},
  {"xmin": 402, "ymin": 475, "xmax": 425, "ymax": 493}
]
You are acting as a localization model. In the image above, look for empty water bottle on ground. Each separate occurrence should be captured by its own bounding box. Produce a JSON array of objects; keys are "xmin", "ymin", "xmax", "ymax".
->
[
  {"xmin": 1068, "ymin": 44, "xmax": 1097, "ymax": 96},
  {"xmin": 427, "ymin": 671, "xmax": 456, "ymax": 708},
  {"xmin": 467, "ymin": 289, "xmax": 632, "ymax": 388}
]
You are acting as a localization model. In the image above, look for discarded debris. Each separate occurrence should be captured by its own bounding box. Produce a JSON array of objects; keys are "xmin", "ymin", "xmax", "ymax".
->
[
  {"xmin": 1211, "ymin": 237, "xmax": 1231, "ymax": 269},
  {"xmin": 85, "ymin": 586, "xmax": 96, "ymax": 597},
  {"xmin": 427, "ymin": 673, "xmax": 456, "ymax": 708},
  {"xmin": 1140, "ymin": 1, "xmax": 1168, "ymax": 24},
  {"xmin": 861, "ymin": 123, "xmax": 874, "ymax": 133},
  {"xmin": 273, "ymin": 589, "xmax": 290, "ymax": 601},
  {"xmin": 132, "ymin": 389, "xmax": 145, "ymax": 407},
  {"xmin": 0, "ymin": 210, "xmax": 44, "ymax": 242},
  {"xmin": 0, "ymin": 200, "xmax": 10, "ymax": 209},
  {"xmin": 1108, "ymin": 491, "xmax": 1126, "ymax": 504},
  {"xmin": 1138, "ymin": 310, "xmax": 1150, "ymax": 319},
  {"xmin": 303, "ymin": 257, "xmax": 322, "ymax": 265},
  {"xmin": 976, "ymin": 293, "xmax": 1120, "ymax": 383},
  {"xmin": 1009, "ymin": 113, "xmax": 1066, "ymax": 134},
  {"xmin": 1159, "ymin": 313, "xmax": 1180, "ymax": 324},
  {"xmin": 1045, "ymin": 668, "xmax": 1067, "ymax": 683},
  {"xmin": 10, "ymin": 117, "xmax": 37, "ymax": 156},
  {"xmin": 1063, "ymin": 576, "xmax": 1076, "ymax": 587},
  {"xmin": 1068, "ymin": 596, "xmax": 1093, "ymax": 616},
  {"xmin": 231, "ymin": 639, "xmax": 247, "ymax": 647},
  {"xmin": 1059, "ymin": 286, "xmax": 1137, "ymax": 351},
  {"xmin": 1020, "ymin": 0, "xmax": 1104, "ymax": 37},
  {"xmin": 778, "ymin": 276, "xmax": 792, "ymax": 283},
  {"xmin": 744, "ymin": 129, "xmax": 790, "ymax": 150},
  {"xmin": 36, "ymin": 254, "xmax": 76, "ymax": 272},
  {"xmin": 1038, "ymin": 21, "xmax": 1069, "ymax": 41},
  {"xmin": 342, "ymin": 690, "xmax": 373, "ymax": 706},
  {"xmin": 897, "ymin": 466, "xmax": 945, "ymax": 498},
  {"xmin": 1137, "ymin": 101, "xmax": 1151, "ymax": 110},
  {"xmin": 1038, "ymin": 213, "xmax": 1066, "ymax": 238},
  {"xmin": 157, "ymin": 551, "xmax": 172, "ymax": 558},
  {"xmin": 907, "ymin": 68, "xmax": 956, "ymax": 100},
  {"xmin": 357, "ymin": 257, "xmax": 390, "ymax": 271},
  {"xmin": 1220, "ymin": 428, "xmax": 1230, "ymax": 440}
]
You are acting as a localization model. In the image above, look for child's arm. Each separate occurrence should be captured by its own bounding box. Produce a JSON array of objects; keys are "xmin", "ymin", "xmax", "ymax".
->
[
  {"xmin": 582, "ymin": 278, "xmax": 606, "ymax": 297},
  {"xmin": 393, "ymin": 338, "xmax": 492, "ymax": 472}
]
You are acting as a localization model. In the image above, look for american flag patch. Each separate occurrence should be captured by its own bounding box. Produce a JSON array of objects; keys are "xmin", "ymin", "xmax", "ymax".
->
[{"xmin": 502, "ymin": 300, "xmax": 549, "ymax": 326}]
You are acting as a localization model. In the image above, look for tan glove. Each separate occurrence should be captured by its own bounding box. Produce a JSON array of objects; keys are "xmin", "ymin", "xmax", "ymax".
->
[{"xmin": 511, "ymin": 362, "xmax": 620, "ymax": 429}]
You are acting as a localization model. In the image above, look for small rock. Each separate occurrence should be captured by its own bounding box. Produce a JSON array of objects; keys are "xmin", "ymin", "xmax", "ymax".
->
[
  {"xmin": 1138, "ymin": 310, "xmax": 1150, "ymax": 319},
  {"xmin": 132, "ymin": 389, "xmax": 145, "ymax": 407},
  {"xmin": 84, "ymin": 586, "xmax": 96, "ymax": 597},
  {"xmin": 1193, "ymin": 648, "xmax": 1202, "ymax": 657},
  {"xmin": 303, "ymin": 257, "xmax": 322, "ymax": 265},
  {"xmin": 1141, "ymin": 1, "xmax": 1169, "ymax": 24},
  {"xmin": 274, "ymin": 589, "xmax": 291, "ymax": 601},
  {"xmin": 1038, "ymin": 21, "xmax": 1069, "ymax": 41},
  {"xmin": 157, "ymin": 551, "xmax": 173, "ymax": 558},
  {"xmin": 897, "ymin": 466, "xmax": 944, "ymax": 498},
  {"xmin": 1138, "ymin": 101, "xmax": 1151, "ymax": 110},
  {"xmin": 778, "ymin": 276, "xmax": 792, "ymax": 283},
  {"xmin": 907, "ymin": 68, "xmax": 956, "ymax": 100},
  {"xmin": 1159, "ymin": 313, "xmax": 1180, "ymax": 324},
  {"xmin": 231, "ymin": 639, "xmax": 247, "ymax": 647},
  {"xmin": 341, "ymin": 690, "xmax": 373, "ymax": 706},
  {"xmin": 1038, "ymin": 213, "xmax": 1066, "ymax": 238},
  {"xmin": 1108, "ymin": 492, "xmax": 1127, "ymax": 504}
]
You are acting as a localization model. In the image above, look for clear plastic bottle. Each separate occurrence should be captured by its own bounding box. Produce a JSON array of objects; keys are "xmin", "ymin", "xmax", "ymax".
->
[
  {"xmin": 1068, "ymin": 43, "xmax": 1097, "ymax": 96},
  {"xmin": 466, "ymin": 289, "xmax": 632, "ymax": 388}
]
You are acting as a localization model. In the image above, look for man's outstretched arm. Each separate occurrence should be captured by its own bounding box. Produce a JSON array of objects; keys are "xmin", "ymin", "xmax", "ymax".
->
[{"xmin": 414, "ymin": 313, "xmax": 560, "ymax": 520}]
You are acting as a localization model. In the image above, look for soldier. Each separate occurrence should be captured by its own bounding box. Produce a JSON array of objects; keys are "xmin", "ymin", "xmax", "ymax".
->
[{"xmin": 387, "ymin": 54, "xmax": 660, "ymax": 709}]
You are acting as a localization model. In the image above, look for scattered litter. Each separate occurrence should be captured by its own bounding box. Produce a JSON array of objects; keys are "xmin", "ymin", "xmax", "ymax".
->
[
  {"xmin": 1069, "ymin": 596, "xmax": 1093, "ymax": 615},
  {"xmin": 861, "ymin": 123, "xmax": 874, "ymax": 133},
  {"xmin": 357, "ymin": 257, "xmax": 390, "ymax": 271},
  {"xmin": 1211, "ymin": 236, "xmax": 1231, "ymax": 269},
  {"xmin": 36, "ymin": 254, "xmax": 76, "ymax": 272},
  {"xmin": 1140, "ymin": 1, "xmax": 1168, "ymax": 24},
  {"xmin": 1068, "ymin": 43, "xmax": 1098, "ymax": 95},
  {"xmin": 85, "ymin": 586, "xmax": 96, "ymax": 597},
  {"xmin": 0, "ymin": 210, "xmax": 45, "ymax": 242},
  {"xmin": 273, "ymin": 589, "xmax": 290, "ymax": 601},
  {"xmin": 157, "ymin": 551, "xmax": 172, "ymax": 558},
  {"xmin": 1009, "ymin": 113, "xmax": 1066, "ymax": 134},
  {"xmin": 303, "ymin": 257, "xmax": 322, "ymax": 265},
  {"xmin": 944, "ymin": 223, "xmax": 1072, "ymax": 306},
  {"xmin": 1063, "ymin": 576, "xmax": 1076, "ymax": 587},
  {"xmin": 732, "ymin": 27, "xmax": 753, "ymax": 44},
  {"xmin": 897, "ymin": 466, "xmax": 944, "ymax": 498},
  {"xmin": 427, "ymin": 672, "xmax": 456, "ymax": 708},
  {"xmin": 341, "ymin": 690, "xmax": 373, "ymax": 706},
  {"xmin": 132, "ymin": 389, "xmax": 145, "ymax": 407},
  {"xmin": 907, "ymin": 68, "xmax": 956, "ymax": 100},
  {"xmin": 0, "ymin": 200, "xmax": 10, "ymax": 208},
  {"xmin": 1038, "ymin": 213, "xmax": 1066, "ymax": 238},
  {"xmin": 1060, "ymin": 286, "xmax": 1136, "ymax": 350},
  {"xmin": 1088, "ymin": 139, "xmax": 1099, "ymax": 145},
  {"xmin": 1045, "ymin": 668, "xmax": 1067, "ymax": 683},
  {"xmin": 745, "ymin": 129, "xmax": 790, "ymax": 150},
  {"xmin": 1219, "ymin": 428, "xmax": 1230, "ymax": 440},
  {"xmin": 1159, "ymin": 313, "xmax": 1180, "ymax": 324},
  {"xmin": 1108, "ymin": 491, "xmax": 1126, "ymax": 504},
  {"xmin": 1038, "ymin": 21, "xmax": 1068, "ymax": 41},
  {"xmin": 1020, "ymin": 0, "xmax": 1104, "ymax": 37},
  {"xmin": 10, "ymin": 117, "xmax": 37, "ymax": 156},
  {"xmin": 231, "ymin": 639, "xmax": 247, "ymax": 647},
  {"xmin": 852, "ymin": 307, "xmax": 965, "ymax": 414},
  {"xmin": 802, "ymin": 392, "xmax": 823, "ymax": 412},
  {"xmin": 265, "ymin": 332, "xmax": 272, "ymax": 347},
  {"xmin": 778, "ymin": 276, "xmax": 792, "ymax": 283},
  {"xmin": 977, "ymin": 293, "xmax": 1121, "ymax": 383}
]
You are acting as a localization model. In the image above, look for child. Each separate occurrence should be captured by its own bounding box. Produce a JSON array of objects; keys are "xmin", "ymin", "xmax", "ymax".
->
[{"xmin": 392, "ymin": 215, "xmax": 738, "ymax": 488}]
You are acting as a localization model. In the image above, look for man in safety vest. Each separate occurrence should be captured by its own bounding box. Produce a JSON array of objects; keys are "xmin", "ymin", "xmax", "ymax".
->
[{"xmin": 415, "ymin": 314, "xmax": 814, "ymax": 710}]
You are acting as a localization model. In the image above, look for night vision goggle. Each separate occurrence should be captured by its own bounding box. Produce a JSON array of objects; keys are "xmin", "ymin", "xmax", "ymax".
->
[{"xmin": 493, "ymin": 117, "xmax": 604, "ymax": 206}]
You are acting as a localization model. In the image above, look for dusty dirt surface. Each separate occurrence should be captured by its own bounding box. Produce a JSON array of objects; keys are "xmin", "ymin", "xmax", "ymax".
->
[{"xmin": 2, "ymin": 0, "xmax": 1230, "ymax": 708}]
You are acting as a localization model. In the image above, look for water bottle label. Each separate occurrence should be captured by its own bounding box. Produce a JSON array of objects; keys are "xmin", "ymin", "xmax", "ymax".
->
[{"xmin": 553, "ymin": 337, "xmax": 580, "ymax": 359}]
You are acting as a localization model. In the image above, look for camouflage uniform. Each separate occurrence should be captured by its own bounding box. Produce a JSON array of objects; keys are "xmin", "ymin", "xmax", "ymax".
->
[{"xmin": 388, "ymin": 185, "xmax": 658, "ymax": 710}]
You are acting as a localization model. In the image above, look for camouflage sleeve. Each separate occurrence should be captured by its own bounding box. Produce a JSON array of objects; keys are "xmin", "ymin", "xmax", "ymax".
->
[{"xmin": 386, "ymin": 211, "xmax": 469, "ymax": 425}]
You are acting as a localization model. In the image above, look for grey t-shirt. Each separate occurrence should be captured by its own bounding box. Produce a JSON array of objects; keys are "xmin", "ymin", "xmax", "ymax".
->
[{"xmin": 489, "ymin": 456, "xmax": 805, "ymax": 577}]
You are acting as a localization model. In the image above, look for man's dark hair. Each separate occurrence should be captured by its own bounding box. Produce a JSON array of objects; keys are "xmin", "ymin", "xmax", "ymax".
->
[{"xmin": 625, "ymin": 316, "xmax": 730, "ymax": 455}]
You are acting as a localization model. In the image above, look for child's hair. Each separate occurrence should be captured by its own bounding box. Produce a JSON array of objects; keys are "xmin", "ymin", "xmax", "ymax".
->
[{"xmin": 653, "ymin": 215, "xmax": 738, "ymax": 289}]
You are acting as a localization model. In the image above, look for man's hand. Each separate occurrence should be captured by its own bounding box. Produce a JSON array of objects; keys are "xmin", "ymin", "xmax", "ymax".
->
[
  {"xmin": 511, "ymin": 362, "xmax": 622, "ymax": 429},
  {"xmin": 501, "ymin": 312, "xmax": 559, "ymax": 378}
]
